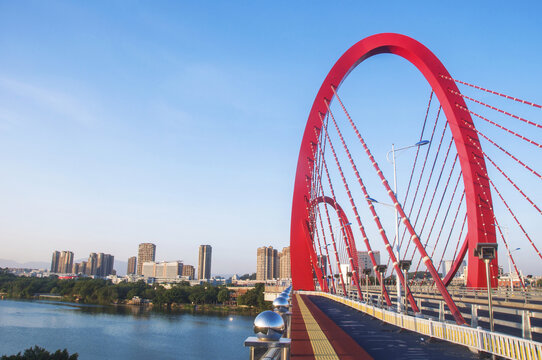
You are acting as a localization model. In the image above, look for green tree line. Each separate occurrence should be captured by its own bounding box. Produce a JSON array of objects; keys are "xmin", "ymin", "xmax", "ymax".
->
[{"xmin": 0, "ymin": 269, "xmax": 269, "ymax": 309}]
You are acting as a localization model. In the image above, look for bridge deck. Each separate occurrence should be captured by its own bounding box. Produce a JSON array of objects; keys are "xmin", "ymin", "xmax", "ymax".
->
[
  {"xmin": 291, "ymin": 294, "xmax": 373, "ymax": 359},
  {"xmin": 305, "ymin": 295, "xmax": 481, "ymax": 360}
]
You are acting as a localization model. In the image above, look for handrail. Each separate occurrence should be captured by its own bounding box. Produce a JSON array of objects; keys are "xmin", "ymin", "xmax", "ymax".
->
[{"xmin": 300, "ymin": 291, "xmax": 542, "ymax": 360}]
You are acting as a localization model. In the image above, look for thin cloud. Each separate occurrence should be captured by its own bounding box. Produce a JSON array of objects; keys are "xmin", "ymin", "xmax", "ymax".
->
[{"xmin": 0, "ymin": 77, "xmax": 98, "ymax": 127}]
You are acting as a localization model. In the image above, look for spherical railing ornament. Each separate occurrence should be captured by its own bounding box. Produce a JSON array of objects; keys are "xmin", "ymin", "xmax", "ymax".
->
[
  {"xmin": 272, "ymin": 296, "xmax": 289, "ymax": 308},
  {"xmin": 253, "ymin": 310, "xmax": 285, "ymax": 341}
]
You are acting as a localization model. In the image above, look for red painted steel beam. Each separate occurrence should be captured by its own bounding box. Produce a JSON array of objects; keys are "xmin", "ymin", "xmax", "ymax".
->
[{"xmin": 291, "ymin": 33, "xmax": 497, "ymax": 293}]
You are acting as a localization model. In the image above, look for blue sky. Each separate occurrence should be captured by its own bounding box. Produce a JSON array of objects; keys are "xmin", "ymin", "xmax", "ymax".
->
[{"xmin": 0, "ymin": 1, "xmax": 541, "ymax": 275}]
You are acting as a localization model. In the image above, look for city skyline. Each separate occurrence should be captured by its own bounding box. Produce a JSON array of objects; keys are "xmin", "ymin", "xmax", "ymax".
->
[{"xmin": 1, "ymin": 2, "xmax": 541, "ymax": 275}]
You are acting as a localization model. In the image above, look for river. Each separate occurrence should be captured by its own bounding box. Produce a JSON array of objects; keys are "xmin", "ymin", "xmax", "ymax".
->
[{"xmin": 0, "ymin": 299, "xmax": 254, "ymax": 359}]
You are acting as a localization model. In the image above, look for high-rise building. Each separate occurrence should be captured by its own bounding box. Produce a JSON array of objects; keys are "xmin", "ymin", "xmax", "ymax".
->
[
  {"xmin": 97, "ymin": 253, "xmax": 105, "ymax": 276},
  {"xmin": 182, "ymin": 264, "xmax": 195, "ymax": 279},
  {"xmin": 51, "ymin": 251, "xmax": 61, "ymax": 273},
  {"xmin": 198, "ymin": 245, "xmax": 212, "ymax": 280},
  {"xmin": 87, "ymin": 253, "xmax": 97, "ymax": 275},
  {"xmin": 279, "ymin": 246, "xmax": 291, "ymax": 280},
  {"xmin": 79, "ymin": 261, "xmax": 87, "ymax": 275},
  {"xmin": 137, "ymin": 243, "xmax": 156, "ymax": 275},
  {"xmin": 256, "ymin": 246, "xmax": 279, "ymax": 281},
  {"xmin": 84, "ymin": 253, "xmax": 114, "ymax": 277},
  {"xmin": 357, "ymin": 250, "xmax": 380, "ymax": 276},
  {"xmin": 141, "ymin": 261, "xmax": 183, "ymax": 279},
  {"xmin": 127, "ymin": 256, "xmax": 137, "ymax": 275},
  {"xmin": 58, "ymin": 251, "xmax": 74, "ymax": 274},
  {"xmin": 101, "ymin": 253, "xmax": 115, "ymax": 277}
]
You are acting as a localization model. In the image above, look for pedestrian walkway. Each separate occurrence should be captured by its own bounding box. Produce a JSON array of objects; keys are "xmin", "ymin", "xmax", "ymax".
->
[
  {"xmin": 290, "ymin": 294, "xmax": 373, "ymax": 360},
  {"xmin": 308, "ymin": 295, "xmax": 479, "ymax": 360}
]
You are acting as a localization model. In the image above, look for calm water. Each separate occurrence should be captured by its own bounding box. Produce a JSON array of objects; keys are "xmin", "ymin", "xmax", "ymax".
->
[{"xmin": 0, "ymin": 299, "xmax": 254, "ymax": 359}]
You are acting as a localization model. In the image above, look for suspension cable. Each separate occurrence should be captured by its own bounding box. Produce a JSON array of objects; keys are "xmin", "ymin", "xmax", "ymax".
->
[
  {"xmin": 435, "ymin": 191, "xmax": 466, "ymax": 279},
  {"xmin": 457, "ymin": 104, "xmax": 541, "ymax": 148},
  {"xmin": 317, "ymin": 113, "xmax": 382, "ymax": 302},
  {"xmin": 331, "ymin": 86, "xmax": 466, "ymax": 325},
  {"xmin": 448, "ymin": 89, "xmax": 542, "ymax": 129},
  {"xmin": 410, "ymin": 153, "xmax": 459, "ymax": 278},
  {"xmin": 324, "ymin": 99, "xmax": 419, "ymax": 311},
  {"xmin": 439, "ymin": 75, "xmax": 542, "ymax": 109},
  {"xmin": 403, "ymin": 121, "xmax": 449, "ymax": 259},
  {"xmin": 464, "ymin": 122, "xmax": 541, "ymax": 180},
  {"xmin": 493, "ymin": 218, "xmax": 526, "ymax": 290}
]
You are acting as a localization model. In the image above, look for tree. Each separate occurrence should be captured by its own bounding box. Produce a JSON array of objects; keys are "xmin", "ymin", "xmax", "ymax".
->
[
  {"xmin": 217, "ymin": 288, "xmax": 232, "ymax": 303},
  {"xmin": 1, "ymin": 346, "xmax": 78, "ymax": 360},
  {"xmin": 237, "ymin": 283, "xmax": 267, "ymax": 308}
]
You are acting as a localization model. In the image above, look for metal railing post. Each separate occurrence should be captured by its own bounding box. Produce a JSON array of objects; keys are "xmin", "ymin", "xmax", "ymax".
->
[
  {"xmin": 471, "ymin": 304, "xmax": 478, "ymax": 328},
  {"xmin": 522, "ymin": 310, "xmax": 532, "ymax": 340},
  {"xmin": 484, "ymin": 259, "xmax": 495, "ymax": 333}
]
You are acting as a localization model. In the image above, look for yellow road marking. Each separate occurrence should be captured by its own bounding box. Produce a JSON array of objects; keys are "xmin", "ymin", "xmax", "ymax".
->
[{"xmin": 296, "ymin": 294, "xmax": 340, "ymax": 360}]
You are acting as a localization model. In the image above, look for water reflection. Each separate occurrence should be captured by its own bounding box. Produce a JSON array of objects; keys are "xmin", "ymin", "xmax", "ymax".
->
[{"xmin": 0, "ymin": 300, "xmax": 253, "ymax": 360}]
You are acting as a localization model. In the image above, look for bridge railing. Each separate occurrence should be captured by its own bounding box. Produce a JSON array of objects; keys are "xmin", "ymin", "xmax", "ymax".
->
[
  {"xmin": 337, "ymin": 284, "xmax": 542, "ymax": 303},
  {"xmin": 300, "ymin": 291, "xmax": 542, "ymax": 360},
  {"xmin": 330, "ymin": 286, "xmax": 542, "ymax": 341}
]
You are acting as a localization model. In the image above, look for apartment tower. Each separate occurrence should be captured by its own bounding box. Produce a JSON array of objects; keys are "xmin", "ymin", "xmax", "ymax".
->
[
  {"xmin": 182, "ymin": 264, "xmax": 195, "ymax": 279},
  {"xmin": 256, "ymin": 246, "xmax": 279, "ymax": 281},
  {"xmin": 58, "ymin": 251, "xmax": 74, "ymax": 274},
  {"xmin": 197, "ymin": 245, "xmax": 212, "ymax": 280},
  {"xmin": 279, "ymin": 246, "xmax": 291, "ymax": 280},
  {"xmin": 137, "ymin": 243, "xmax": 156, "ymax": 275},
  {"xmin": 51, "ymin": 251, "xmax": 61, "ymax": 273},
  {"xmin": 127, "ymin": 256, "xmax": 137, "ymax": 275}
]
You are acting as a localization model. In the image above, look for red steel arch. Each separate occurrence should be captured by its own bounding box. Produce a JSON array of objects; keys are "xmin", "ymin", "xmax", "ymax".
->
[
  {"xmin": 291, "ymin": 33, "xmax": 497, "ymax": 293},
  {"xmin": 311, "ymin": 195, "xmax": 359, "ymax": 272}
]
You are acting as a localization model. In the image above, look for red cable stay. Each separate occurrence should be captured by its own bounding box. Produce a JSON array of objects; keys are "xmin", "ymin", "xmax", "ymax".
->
[
  {"xmin": 448, "ymin": 89, "xmax": 542, "ymax": 129},
  {"xmin": 440, "ymin": 74, "xmax": 542, "ymax": 109},
  {"xmin": 325, "ymin": 94, "xmax": 420, "ymax": 312},
  {"xmin": 332, "ymin": 86, "xmax": 465, "ymax": 324}
]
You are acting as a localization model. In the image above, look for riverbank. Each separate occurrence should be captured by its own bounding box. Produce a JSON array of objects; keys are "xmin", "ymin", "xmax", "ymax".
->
[
  {"xmin": 0, "ymin": 295, "xmax": 268, "ymax": 316},
  {"xmin": 0, "ymin": 270, "xmax": 270, "ymax": 314}
]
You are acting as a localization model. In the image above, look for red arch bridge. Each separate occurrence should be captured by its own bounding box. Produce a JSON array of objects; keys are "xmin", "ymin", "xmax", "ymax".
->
[{"xmin": 285, "ymin": 33, "xmax": 542, "ymax": 359}]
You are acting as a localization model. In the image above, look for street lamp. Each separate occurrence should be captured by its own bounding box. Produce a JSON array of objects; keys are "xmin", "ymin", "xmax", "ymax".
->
[
  {"xmin": 385, "ymin": 139, "xmax": 430, "ymax": 312},
  {"xmin": 474, "ymin": 243, "xmax": 498, "ymax": 333}
]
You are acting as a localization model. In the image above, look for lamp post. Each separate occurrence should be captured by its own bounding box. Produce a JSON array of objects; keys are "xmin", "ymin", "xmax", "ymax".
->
[
  {"xmin": 474, "ymin": 243, "xmax": 498, "ymax": 333},
  {"xmin": 385, "ymin": 140, "xmax": 430, "ymax": 313}
]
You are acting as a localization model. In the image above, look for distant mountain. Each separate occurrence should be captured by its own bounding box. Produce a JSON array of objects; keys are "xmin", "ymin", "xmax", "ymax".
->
[{"xmin": 0, "ymin": 259, "xmax": 50, "ymax": 270}]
